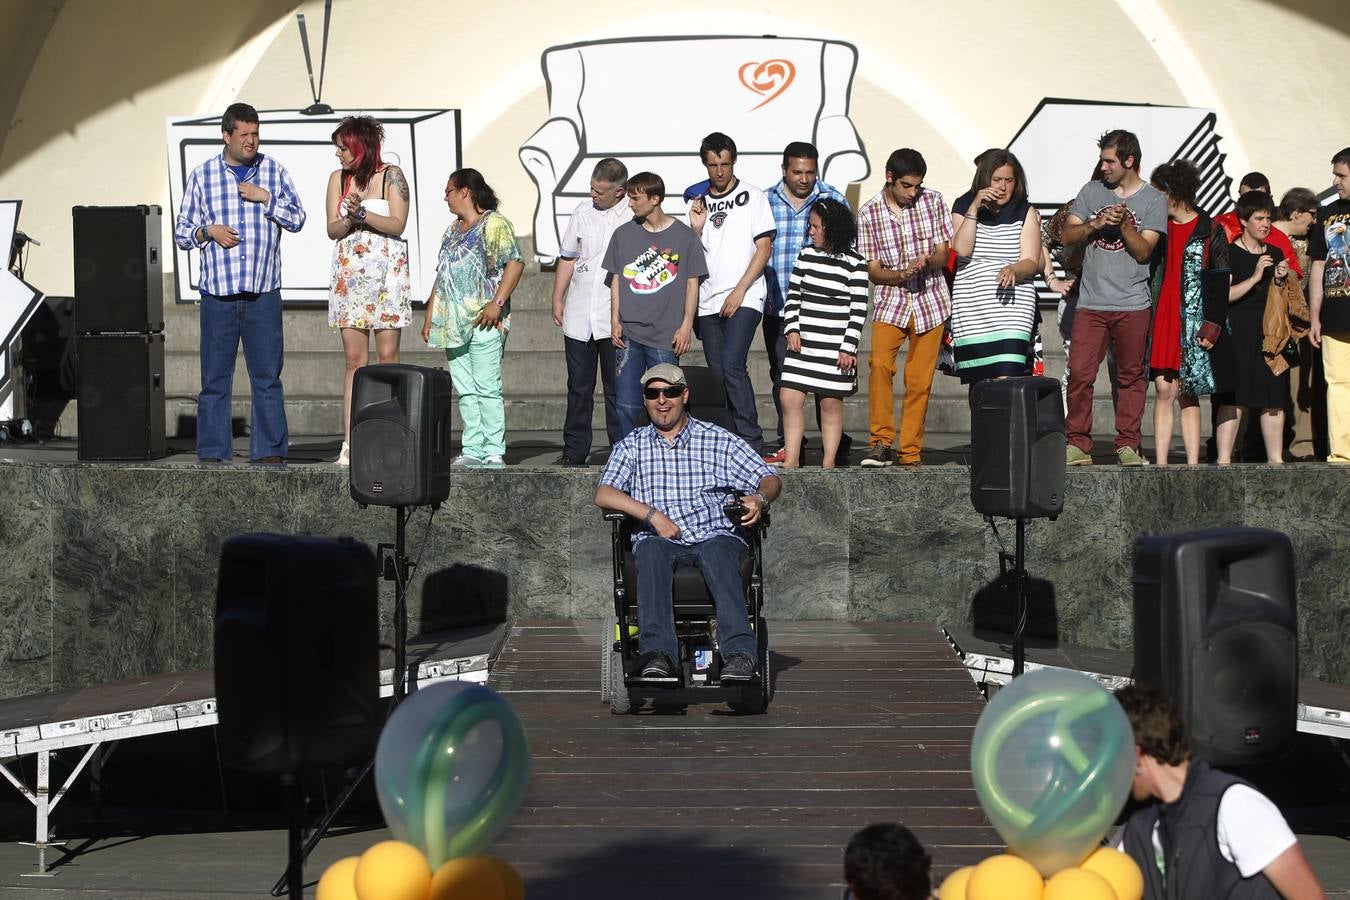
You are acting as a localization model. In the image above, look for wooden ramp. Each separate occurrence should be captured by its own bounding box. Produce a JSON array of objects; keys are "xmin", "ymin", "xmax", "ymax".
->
[{"xmin": 490, "ymin": 620, "xmax": 1001, "ymax": 899}]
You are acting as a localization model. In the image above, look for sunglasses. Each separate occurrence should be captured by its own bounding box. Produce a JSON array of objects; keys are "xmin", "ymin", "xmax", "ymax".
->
[{"xmin": 643, "ymin": 385, "xmax": 685, "ymax": 399}]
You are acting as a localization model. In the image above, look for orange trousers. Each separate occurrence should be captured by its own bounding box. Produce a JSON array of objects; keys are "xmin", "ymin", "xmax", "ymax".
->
[{"xmin": 867, "ymin": 318, "xmax": 944, "ymax": 463}]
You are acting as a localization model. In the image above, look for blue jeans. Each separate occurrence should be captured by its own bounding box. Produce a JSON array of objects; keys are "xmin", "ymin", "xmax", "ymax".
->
[
  {"xmin": 699, "ymin": 307, "xmax": 763, "ymax": 452},
  {"xmin": 614, "ymin": 338, "xmax": 679, "ymax": 439},
  {"xmin": 198, "ymin": 290, "xmax": 287, "ymax": 460},
  {"xmin": 633, "ymin": 534, "xmax": 756, "ymax": 663},
  {"xmin": 563, "ymin": 335, "xmax": 620, "ymax": 459},
  {"xmin": 762, "ymin": 313, "xmax": 787, "ymax": 446}
]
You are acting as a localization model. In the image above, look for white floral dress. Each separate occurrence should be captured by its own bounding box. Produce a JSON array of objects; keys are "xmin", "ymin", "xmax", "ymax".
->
[{"xmin": 328, "ymin": 188, "xmax": 412, "ymax": 329}]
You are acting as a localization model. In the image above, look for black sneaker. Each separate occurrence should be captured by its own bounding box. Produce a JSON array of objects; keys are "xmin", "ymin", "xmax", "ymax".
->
[
  {"xmin": 640, "ymin": 652, "xmax": 675, "ymax": 678},
  {"xmin": 720, "ymin": 653, "xmax": 755, "ymax": 681},
  {"xmin": 553, "ymin": 454, "xmax": 588, "ymax": 467},
  {"xmin": 860, "ymin": 443, "xmax": 896, "ymax": 467},
  {"xmin": 835, "ymin": 433, "xmax": 854, "ymax": 466}
]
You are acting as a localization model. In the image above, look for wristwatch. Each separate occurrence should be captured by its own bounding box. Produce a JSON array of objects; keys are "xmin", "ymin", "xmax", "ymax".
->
[{"xmin": 355, "ymin": 206, "xmax": 367, "ymax": 221}]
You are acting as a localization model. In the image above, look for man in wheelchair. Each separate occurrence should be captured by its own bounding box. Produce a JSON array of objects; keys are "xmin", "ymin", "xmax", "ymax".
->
[{"xmin": 595, "ymin": 363, "xmax": 782, "ymax": 682}]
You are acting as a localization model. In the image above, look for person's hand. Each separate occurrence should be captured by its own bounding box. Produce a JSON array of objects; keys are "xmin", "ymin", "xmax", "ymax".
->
[
  {"xmin": 551, "ymin": 296, "xmax": 565, "ymax": 327},
  {"xmin": 997, "ymin": 265, "xmax": 1018, "ymax": 288},
  {"xmin": 973, "ymin": 186, "xmax": 1002, "ymax": 210},
  {"xmin": 786, "ymin": 332, "xmax": 801, "ymax": 353},
  {"xmin": 649, "ymin": 510, "xmax": 681, "ymax": 540},
  {"xmin": 837, "ymin": 351, "xmax": 856, "ymax": 373},
  {"xmin": 1093, "ymin": 206, "xmax": 1124, "ymax": 229},
  {"xmin": 672, "ymin": 323, "xmax": 692, "ymax": 355},
  {"xmin": 688, "ymin": 197, "xmax": 707, "ymax": 232},
  {"xmin": 420, "ymin": 316, "xmax": 432, "ymax": 343},
  {"xmin": 1118, "ymin": 210, "xmax": 1138, "ymax": 234},
  {"xmin": 1311, "ymin": 317, "xmax": 1322, "ymax": 349},
  {"xmin": 720, "ymin": 286, "xmax": 745, "ymax": 318},
  {"xmin": 1197, "ymin": 335, "xmax": 1214, "ymax": 350},
  {"xmin": 611, "ymin": 320, "xmax": 625, "ymax": 349},
  {"xmin": 474, "ymin": 302, "xmax": 504, "ymax": 331},
  {"xmin": 1049, "ymin": 275, "xmax": 1075, "ymax": 296},
  {"xmin": 1274, "ymin": 259, "xmax": 1290, "ymax": 281},
  {"xmin": 738, "ymin": 494, "xmax": 765, "ymax": 526},
  {"xmin": 1255, "ymin": 253, "xmax": 1275, "ymax": 276},
  {"xmin": 340, "ymin": 190, "xmax": 365, "ymax": 218},
  {"xmin": 205, "ymin": 224, "xmax": 240, "ymax": 249},
  {"xmin": 238, "ymin": 182, "xmax": 270, "ymax": 204}
]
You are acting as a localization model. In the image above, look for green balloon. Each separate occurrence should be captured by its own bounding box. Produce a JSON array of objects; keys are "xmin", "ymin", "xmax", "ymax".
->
[
  {"xmin": 375, "ymin": 681, "xmax": 531, "ymax": 868},
  {"xmin": 971, "ymin": 669, "xmax": 1134, "ymax": 876}
]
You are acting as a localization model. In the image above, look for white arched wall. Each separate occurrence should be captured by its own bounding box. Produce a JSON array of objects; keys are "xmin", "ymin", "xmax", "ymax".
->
[{"xmin": 3, "ymin": 0, "xmax": 1347, "ymax": 296}]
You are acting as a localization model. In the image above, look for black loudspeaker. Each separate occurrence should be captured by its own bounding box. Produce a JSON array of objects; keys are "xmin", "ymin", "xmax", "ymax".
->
[
  {"xmin": 1132, "ymin": 528, "xmax": 1298, "ymax": 766},
  {"xmin": 215, "ymin": 534, "xmax": 380, "ymax": 775},
  {"xmin": 72, "ymin": 205, "xmax": 164, "ymax": 334},
  {"xmin": 970, "ymin": 376, "xmax": 1065, "ymax": 518},
  {"xmin": 350, "ymin": 364, "xmax": 452, "ymax": 507},
  {"xmin": 76, "ymin": 333, "xmax": 166, "ymax": 460}
]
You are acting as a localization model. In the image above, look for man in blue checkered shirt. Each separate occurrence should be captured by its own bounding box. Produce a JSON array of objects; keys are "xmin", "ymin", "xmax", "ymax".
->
[
  {"xmin": 174, "ymin": 102, "xmax": 306, "ymax": 465},
  {"xmin": 763, "ymin": 142, "xmax": 849, "ymax": 463},
  {"xmin": 596, "ymin": 363, "xmax": 781, "ymax": 680}
]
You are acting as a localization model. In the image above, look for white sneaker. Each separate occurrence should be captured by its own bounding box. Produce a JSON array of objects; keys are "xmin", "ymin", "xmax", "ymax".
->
[
  {"xmin": 336, "ymin": 441, "xmax": 350, "ymax": 467},
  {"xmin": 451, "ymin": 454, "xmax": 482, "ymax": 467},
  {"xmin": 476, "ymin": 454, "xmax": 506, "ymax": 467}
]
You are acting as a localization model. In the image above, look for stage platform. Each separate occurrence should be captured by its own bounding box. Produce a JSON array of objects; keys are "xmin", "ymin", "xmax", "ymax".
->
[
  {"xmin": 0, "ymin": 439, "xmax": 1347, "ymax": 704},
  {"xmin": 0, "ymin": 619, "xmax": 1344, "ymax": 898}
]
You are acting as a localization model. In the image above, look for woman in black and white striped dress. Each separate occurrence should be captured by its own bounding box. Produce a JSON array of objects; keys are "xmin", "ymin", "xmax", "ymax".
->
[
  {"xmin": 780, "ymin": 198, "xmax": 869, "ymax": 468},
  {"xmin": 950, "ymin": 150, "xmax": 1042, "ymax": 382}
]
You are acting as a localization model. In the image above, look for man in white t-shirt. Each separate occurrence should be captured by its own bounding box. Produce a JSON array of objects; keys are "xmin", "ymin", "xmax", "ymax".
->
[
  {"xmin": 550, "ymin": 158, "xmax": 630, "ymax": 465},
  {"xmin": 688, "ymin": 132, "xmax": 776, "ymax": 459},
  {"xmin": 1115, "ymin": 684, "xmax": 1325, "ymax": 899}
]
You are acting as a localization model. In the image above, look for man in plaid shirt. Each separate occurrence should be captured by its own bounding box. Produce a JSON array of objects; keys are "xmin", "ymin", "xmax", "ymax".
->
[
  {"xmin": 596, "ymin": 363, "xmax": 781, "ymax": 680},
  {"xmin": 856, "ymin": 148, "xmax": 953, "ymax": 467},
  {"xmin": 762, "ymin": 141, "xmax": 850, "ymax": 463},
  {"xmin": 174, "ymin": 102, "xmax": 306, "ymax": 464}
]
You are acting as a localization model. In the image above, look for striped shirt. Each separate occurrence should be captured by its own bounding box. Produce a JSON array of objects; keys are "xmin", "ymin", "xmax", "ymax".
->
[
  {"xmin": 856, "ymin": 188, "xmax": 953, "ymax": 333},
  {"xmin": 599, "ymin": 416, "xmax": 774, "ymax": 548},
  {"xmin": 765, "ymin": 179, "xmax": 847, "ymax": 316},
  {"xmin": 173, "ymin": 152, "xmax": 306, "ymax": 296}
]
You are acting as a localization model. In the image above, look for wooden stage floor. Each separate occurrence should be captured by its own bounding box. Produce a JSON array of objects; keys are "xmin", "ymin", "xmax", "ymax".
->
[{"xmin": 489, "ymin": 620, "xmax": 1001, "ymax": 898}]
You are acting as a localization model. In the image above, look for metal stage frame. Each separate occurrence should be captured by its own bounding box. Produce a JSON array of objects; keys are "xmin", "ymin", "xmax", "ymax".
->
[
  {"xmin": 0, "ymin": 624, "xmax": 503, "ymax": 877},
  {"xmin": 942, "ymin": 626, "xmax": 1350, "ymax": 741}
]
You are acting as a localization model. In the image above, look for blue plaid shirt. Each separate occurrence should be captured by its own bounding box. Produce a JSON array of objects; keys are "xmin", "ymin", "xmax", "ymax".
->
[
  {"xmin": 764, "ymin": 179, "xmax": 847, "ymax": 316},
  {"xmin": 600, "ymin": 417, "xmax": 775, "ymax": 548},
  {"xmin": 173, "ymin": 152, "xmax": 306, "ymax": 296}
]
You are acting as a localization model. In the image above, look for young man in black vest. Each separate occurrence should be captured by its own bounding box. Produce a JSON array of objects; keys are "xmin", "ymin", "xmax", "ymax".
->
[{"xmin": 1115, "ymin": 684, "xmax": 1324, "ymax": 899}]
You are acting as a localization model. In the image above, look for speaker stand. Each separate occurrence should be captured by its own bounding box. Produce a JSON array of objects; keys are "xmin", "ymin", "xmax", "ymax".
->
[
  {"xmin": 267, "ymin": 506, "xmax": 418, "ymax": 897},
  {"xmin": 1012, "ymin": 517, "xmax": 1028, "ymax": 677}
]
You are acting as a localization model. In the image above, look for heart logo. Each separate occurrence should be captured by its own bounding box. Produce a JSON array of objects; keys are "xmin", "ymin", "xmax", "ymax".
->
[{"xmin": 738, "ymin": 59, "xmax": 795, "ymax": 110}]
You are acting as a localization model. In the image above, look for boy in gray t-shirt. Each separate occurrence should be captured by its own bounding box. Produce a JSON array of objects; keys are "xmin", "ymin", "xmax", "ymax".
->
[
  {"xmin": 601, "ymin": 172, "xmax": 708, "ymax": 438},
  {"xmin": 1056, "ymin": 130, "xmax": 1166, "ymax": 466}
]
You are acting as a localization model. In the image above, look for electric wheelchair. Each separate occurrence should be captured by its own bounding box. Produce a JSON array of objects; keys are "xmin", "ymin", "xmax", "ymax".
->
[{"xmin": 598, "ymin": 366, "xmax": 773, "ymax": 715}]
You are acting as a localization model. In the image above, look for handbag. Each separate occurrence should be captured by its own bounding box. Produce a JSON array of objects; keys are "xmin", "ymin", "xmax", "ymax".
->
[{"xmin": 1197, "ymin": 320, "xmax": 1222, "ymax": 345}]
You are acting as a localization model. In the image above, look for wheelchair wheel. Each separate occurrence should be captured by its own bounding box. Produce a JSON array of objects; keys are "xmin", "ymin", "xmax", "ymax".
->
[
  {"xmin": 728, "ymin": 617, "xmax": 771, "ymax": 714},
  {"xmin": 600, "ymin": 622, "xmax": 612, "ymax": 704},
  {"xmin": 608, "ymin": 646, "xmax": 632, "ymax": 715}
]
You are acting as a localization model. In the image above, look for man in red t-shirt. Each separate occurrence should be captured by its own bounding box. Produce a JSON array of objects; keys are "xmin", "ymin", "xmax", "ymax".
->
[{"xmin": 1215, "ymin": 172, "xmax": 1304, "ymax": 280}]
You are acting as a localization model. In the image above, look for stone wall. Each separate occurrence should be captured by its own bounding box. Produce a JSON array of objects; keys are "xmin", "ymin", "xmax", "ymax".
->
[{"xmin": 0, "ymin": 463, "xmax": 1345, "ymax": 700}]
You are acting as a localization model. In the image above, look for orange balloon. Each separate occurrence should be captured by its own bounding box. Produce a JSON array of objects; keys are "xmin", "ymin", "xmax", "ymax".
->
[
  {"xmin": 354, "ymin": 841, "xmax": 432, "ymax": 900},
  {"xmin": 430, "ymin": 856, "xmax": 504, "ymax": 900},
  {"xmin": 1081, "ymin": 848, "xmax": 1143, "ymax": 900},
  {"xmin": 1044, "ymin": 867, "xmax": 1117, "ymax": 900},
  {"xmin": 966, "ymin": 854, "xmax": 1044, "ymax": 900},
  {"xmin": 938, "ymin": 865, "xmax": 975, "ymax": 900},
  {"xmin": 316, "ymin": 856, "xmax": 360, "ymax": 900},
  {"xmin": 482, "ymin": 856, "xmax": 525, "ymax": 900}
]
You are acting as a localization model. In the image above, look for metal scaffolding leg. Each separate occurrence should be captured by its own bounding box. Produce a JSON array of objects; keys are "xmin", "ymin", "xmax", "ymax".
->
[{"xmin": 0, "ymin": 742, "xmax": 102, "ymax": 876}]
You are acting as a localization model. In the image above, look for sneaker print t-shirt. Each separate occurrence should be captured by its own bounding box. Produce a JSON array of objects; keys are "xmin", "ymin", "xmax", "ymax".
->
[{"xmin": 602, "ymin": 219, "xmax": 708, "ymax": 350}]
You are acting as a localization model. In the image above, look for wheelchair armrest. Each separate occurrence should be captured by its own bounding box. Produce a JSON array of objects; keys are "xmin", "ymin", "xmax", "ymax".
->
[{"xmin": 603, "ymin": 511, "xmax": 627, "ymax": 522}]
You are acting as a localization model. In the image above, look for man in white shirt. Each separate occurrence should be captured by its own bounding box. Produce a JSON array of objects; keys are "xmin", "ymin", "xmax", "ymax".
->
[
  {"xmin": 688, "ymin": 132, "xmax": 776, "ymax": 459},
  {"xmin": 1115, "ymin": 684, "xmax": 1325, "ymax": 900},
  {"xmin": 551, "ymin": 158, "xmax": 630, "ymax": 465}
]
